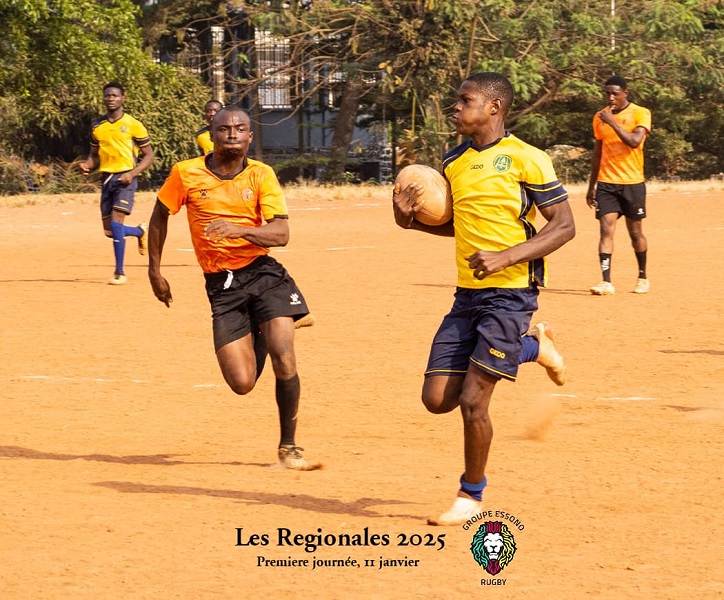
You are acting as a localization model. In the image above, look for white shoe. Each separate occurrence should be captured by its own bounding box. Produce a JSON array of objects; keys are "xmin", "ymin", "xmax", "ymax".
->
[
  {"xmin": 276, "ymin": 445, "xmax": 322, "ymax": 471},
  {"xmin": 530, "ymin": 322, "xmax": 566, "ymax": 386},
  {"xmin": 138, "ymin": 222, "xmax": 148, "ymax": 256},
  {"xmin": 633, "ymin": 278, "xmax": 649, "ymax": 294},
  {"xmin": 590, "ymin": 281, "xmax": 615, "ymax": 295},
  {"xmin": 427, "ymin": 496, "xmax": 482, "ymax": 526},
  {"xmin": 109, "ymin": 273, "xmax": 127, "ymax": 285}
]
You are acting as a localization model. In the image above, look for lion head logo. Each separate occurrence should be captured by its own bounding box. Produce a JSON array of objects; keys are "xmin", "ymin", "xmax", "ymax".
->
[{"xmin": 471, "ymin": 521, "xmax": 517, "ymax": 575}]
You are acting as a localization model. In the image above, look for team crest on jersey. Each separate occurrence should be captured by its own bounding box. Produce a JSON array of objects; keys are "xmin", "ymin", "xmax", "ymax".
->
[
  {"xmin": 470, "ymin": 521, "xmax": 517, "ymax": 575},
  {"xmin": 243, "ymin": 189, "xmax": 253, "ymax": 201},
  {"xmin": 120, "ymin": 125, "xmax": 129, "ymax": 133},
  {"xmin": 493, "ymin": 155, "xmax": 512, "ymax": 172}
]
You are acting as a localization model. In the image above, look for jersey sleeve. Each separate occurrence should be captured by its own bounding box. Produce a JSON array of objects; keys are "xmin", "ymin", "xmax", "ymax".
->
[
  {"xmin": 196, "ymin": 131, "xmax": 214, "ymax": 155},
  {"xmin": 522, "ymin": 150, "xmax": 569, "ymax": 209},
  {"xmin": 635, "ymin": 106, "xmax": 652, "ymax": 134},
  {"xmin": 593, "ymin": 111, "xmax": 604, "ymax": 140},
  {"xmin": 257, "ymin": 166, "xmax": 288, "ymax": 221},
  {"xmin": 131, "ymin": 118, "xmax": 151, "ymax": 148},
  {"xmin": 156, "ymin": 164, "xmax": 186, "ymax": 215}
]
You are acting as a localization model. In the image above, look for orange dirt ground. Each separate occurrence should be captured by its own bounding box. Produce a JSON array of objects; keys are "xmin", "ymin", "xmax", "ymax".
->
[{"xmin": 1, "ymin": 183, "xmax": 722, "ymax": 599}]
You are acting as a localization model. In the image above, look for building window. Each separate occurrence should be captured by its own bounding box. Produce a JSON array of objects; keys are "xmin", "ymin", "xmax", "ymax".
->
[{"xmin": 255, "ymin": 30, "xmax": 292, "ymax": 109}]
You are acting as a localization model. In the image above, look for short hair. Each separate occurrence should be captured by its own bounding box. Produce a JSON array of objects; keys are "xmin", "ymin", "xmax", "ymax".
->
[
  {"xmin": 211, "ymin": 103, "xmax": 252, "ymax": 126},
  {"xmin": 205, "ymin": 100, "xmax": 223, "ymax": 110},
  {"xmin": 465, "ymin": 72, "xmax": 515, "ymax": 112},
  {"xmin": 103, "ymin": 81, "xmax": 125, "ymax": 94},
  {"xmin": 604, "ymin": 75, "xmax": 627, "ymax": 90}
]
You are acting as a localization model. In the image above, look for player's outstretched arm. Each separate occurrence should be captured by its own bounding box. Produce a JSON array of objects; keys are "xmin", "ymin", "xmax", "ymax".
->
[{"xmin": 148, "ymin": 199, "xmax": 173, "ymax": 307}]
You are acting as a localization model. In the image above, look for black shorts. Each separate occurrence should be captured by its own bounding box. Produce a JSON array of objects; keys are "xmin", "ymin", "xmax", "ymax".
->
[
  {"xmin": 424, "ymin": 286, "xmax": 539, "ymax": 382},
  {"xmin": 100, "ymin": 172, "xmax": 138, "ymax": 219},
  {"xmin": 595, "ymin": 182, "xmax": 646, "ymax": 220},
  {"xmin": 204, "ymin": 255, "xmax": 310, "ymax": 351}
]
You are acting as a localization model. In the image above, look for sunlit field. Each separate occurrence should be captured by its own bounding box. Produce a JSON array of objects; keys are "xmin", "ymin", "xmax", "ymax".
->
[{"xmin": 1, "ymin": 179, "xmax": 721, "ymax": 209}]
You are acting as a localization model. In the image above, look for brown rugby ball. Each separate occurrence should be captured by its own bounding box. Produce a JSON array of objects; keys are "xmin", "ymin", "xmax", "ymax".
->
[{"xmin": 395, "ymin": 164, "xmax": 453, "ymax": 226}]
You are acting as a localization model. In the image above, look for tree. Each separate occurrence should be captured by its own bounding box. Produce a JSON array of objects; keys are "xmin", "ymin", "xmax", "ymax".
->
[{"xmin": 0, "ymin": 0, "xmax": 210, "ymax": 179}]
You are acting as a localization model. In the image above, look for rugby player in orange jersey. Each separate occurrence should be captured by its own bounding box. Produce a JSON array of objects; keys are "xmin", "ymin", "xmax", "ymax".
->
[
  {"xmin": 147, "ymin": 105, "xmax": 318, "ymax": 470},
  {"xmin": 586, "ymin": 75, "xmax": 652, "ymax": 295}
]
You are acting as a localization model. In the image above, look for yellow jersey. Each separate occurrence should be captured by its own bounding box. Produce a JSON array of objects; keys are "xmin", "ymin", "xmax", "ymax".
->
[
  {"xmin": 90, "ymin": 113, "xmax": 151, "ymax": 173},
  {"xmin": 442, "ymin": 133, "xmax": 568, "ymax": 289},
  {"xmin": 195, "ymin": 126, "xmax": 214, "ymax": 155}
]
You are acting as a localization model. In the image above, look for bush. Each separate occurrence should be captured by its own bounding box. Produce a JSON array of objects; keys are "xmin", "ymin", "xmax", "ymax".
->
[{"xmin": 0, "ymin": 153, "xmax": 99, "ymax": 196}]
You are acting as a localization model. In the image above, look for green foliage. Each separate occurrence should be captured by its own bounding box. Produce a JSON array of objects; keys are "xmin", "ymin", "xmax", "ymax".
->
[
  {"xmin": 123, "ymin": 65, "xmax": 211, "ymax": 178},
  {"xmin": 0, "ymin": 154, "xmax": 30, "ymax": 196},
  {"xmin": 1, "ymin": 0, "xmax": 721, "ymax": 186},
  {"xmin": 0, "ymin": 0, "xmax": 213, "ymax": 184}
]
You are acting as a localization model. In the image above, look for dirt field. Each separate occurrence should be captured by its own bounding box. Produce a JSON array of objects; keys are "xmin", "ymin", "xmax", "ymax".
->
[{"xmin": 1, "ymin": 182, "xmax": 722, "ymax": 599}]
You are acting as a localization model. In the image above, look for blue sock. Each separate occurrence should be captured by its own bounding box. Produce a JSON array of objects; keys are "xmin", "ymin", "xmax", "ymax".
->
[
  {"xmin": 110, "ymin": 221, "xmax": 126, "ymax": 275},
  {"xmin": 124, "ymin": 224, "xmax": 142, "ymax": 237},
  {"xmin": 519, "ymin": 335, "xmax": 539, "ymax": 363},
  {"xmin": 459, "ymin": 474, "xmax": 487, "ymax": 501}
]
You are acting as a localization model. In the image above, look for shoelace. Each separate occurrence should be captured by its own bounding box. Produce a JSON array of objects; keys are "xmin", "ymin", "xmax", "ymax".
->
[{"xmin": 281, "ymin": 446, "xmax": 304, "ymax": 458}]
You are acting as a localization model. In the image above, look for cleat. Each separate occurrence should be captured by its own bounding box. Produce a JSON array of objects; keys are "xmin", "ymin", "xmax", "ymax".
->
[
  {"xmin": 633, "ymin": 278, "xmax": 649, "ymax": 294},
  {"xmin": 138, "ymin": 222, "xmax": 148, "ymax": 256},
  {"xmin": 109, "ymin": 273, "xmax": 127, "ymax": 285},
  {"xmin": 276, "ymin": 445, "xmax": 322, "ymax": 471},
  {"xmin": 294, "ymin": 313, "xmax": 316, "ymax": 329},
  {"xmin": 590, "ymin": 281, "xmax": 615, "ymax": 295},
  {"xmin": 530, "ymin": 321, "xmax": 566, "ymax": 386},
  {"xmin": 428, "ymin": 495, "xmax": 482, "ymax": 527}
]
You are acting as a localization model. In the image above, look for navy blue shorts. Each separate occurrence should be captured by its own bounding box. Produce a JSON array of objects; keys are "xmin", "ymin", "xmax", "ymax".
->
[
  {"xmin": 204, "ymin": 255, "xmax": 310, "ymax": 351},
  {"xmin": 100, "ymin": 172, "xmax": 138, "ymax": 219},
  {"xmin": 425, "ymin": 286, "xmax": 539, "ymax": 382},
  {"xmin": 595, "ymin": 182, "xmax": 646, "ymax": 220}
]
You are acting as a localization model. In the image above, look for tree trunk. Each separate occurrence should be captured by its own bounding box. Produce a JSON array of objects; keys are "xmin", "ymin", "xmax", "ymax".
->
[{"xmin": 324, "ymin": 74, "xmax": 365, "ymax": 184}]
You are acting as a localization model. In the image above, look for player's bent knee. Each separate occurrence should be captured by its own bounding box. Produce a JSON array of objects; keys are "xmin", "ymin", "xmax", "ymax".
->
[
  {"xmin": 421, "ymin": 376, "xmax": 462, "ymax": 414},
  {"xmin": 421, "ymin": 389, "xmax": 458, "ymax": 414},
  {"xmin": 225, "ymin": 376, "xmax": 256, "ymax": 396}
]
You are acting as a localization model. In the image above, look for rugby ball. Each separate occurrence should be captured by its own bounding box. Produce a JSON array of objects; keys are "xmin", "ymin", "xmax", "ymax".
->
[{"xmin": 395, "ymin": 164, "xmax": 453, "ymax": 226}]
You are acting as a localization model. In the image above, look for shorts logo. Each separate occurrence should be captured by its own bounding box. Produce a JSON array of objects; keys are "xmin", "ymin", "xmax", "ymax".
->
[
  {"xmin": 493, "ymin": 155, "xmax": 512, "ymax": 172},
  {"xmin": 471, "ymin": 521, "xmax": 517, "ymax": 576},
  {"xmin": 289, "ymin": 293, "xmax": 302, "ymax": 306},
  {"xmin": 637, "ymin": 207, "xmax": 644, "ymax": 215},
  {"xmin": 489, "ymin": 347, "xmax": 506, "ymax": 359}
]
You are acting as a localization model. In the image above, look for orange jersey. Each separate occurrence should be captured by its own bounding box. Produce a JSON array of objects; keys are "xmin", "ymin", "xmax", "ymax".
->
[
  {"xmin": 593, "ymin": 102, "xmax": 652, "ymax": 184},
  {"xmin": 157, "ymin": 156, "xmax": 288, "ymax": 273}
]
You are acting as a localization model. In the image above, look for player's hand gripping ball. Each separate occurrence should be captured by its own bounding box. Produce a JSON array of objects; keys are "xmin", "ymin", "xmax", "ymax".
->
[{"xmin": 394, "ymin": 164, "xmax": 453, "ymax": 226}]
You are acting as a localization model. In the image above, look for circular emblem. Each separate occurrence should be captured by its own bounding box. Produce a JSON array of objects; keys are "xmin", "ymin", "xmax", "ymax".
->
[{"xmin": 493, "ymin": 155, "xmax": 512, "ymax": 172}]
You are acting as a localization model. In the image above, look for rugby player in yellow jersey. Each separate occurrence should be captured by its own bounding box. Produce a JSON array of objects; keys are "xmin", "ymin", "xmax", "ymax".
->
[
  {"xmin": 79, "ymin": 82, "xmax": 154, "ymax": 285},
  {"xmin": 147, "ymin": 105, "xmax": 318, "ymax": 471},
  {"xmin": 195, "ymin": 100, "xmax": 222, "ymax": 156},
  {"xmin": 393, "ymin": 72, "xmax": 575, "ymax": 526},
  {"xmin": 586, "ymin": 75, "xmax": 652, "ymax": 295}
]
